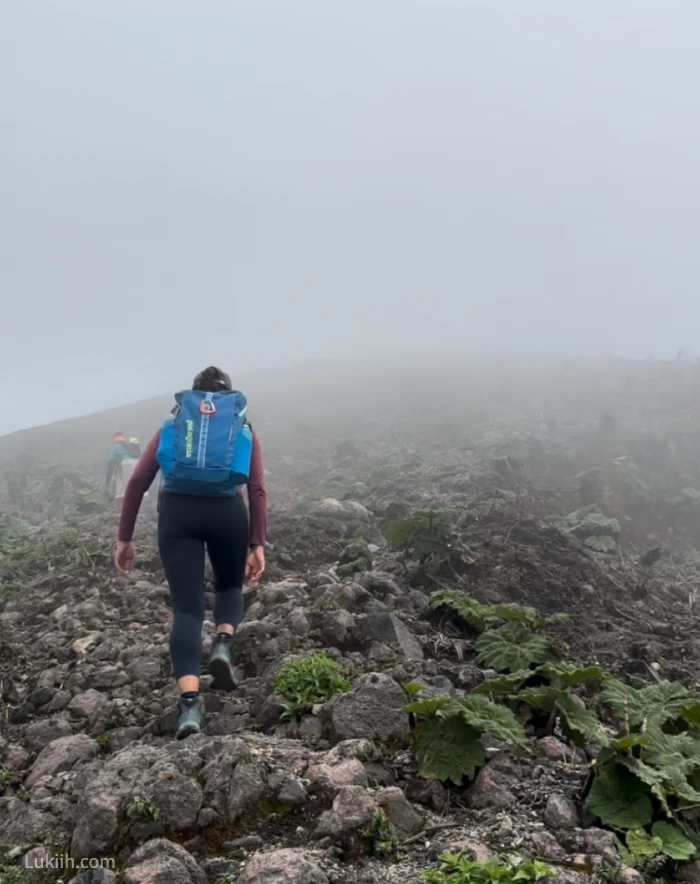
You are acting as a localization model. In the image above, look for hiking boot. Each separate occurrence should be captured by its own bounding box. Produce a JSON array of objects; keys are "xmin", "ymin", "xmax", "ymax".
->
[
  {"xmin": 176, "ymin": 694, "xmax": 204, "ymax": 740},
  {"xmin": 208, "ymin": 633, "xmax": 236, "ymax": 691}
]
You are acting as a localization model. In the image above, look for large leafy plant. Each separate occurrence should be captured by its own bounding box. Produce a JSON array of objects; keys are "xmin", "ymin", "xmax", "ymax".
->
[
  {"xmin": 548, "ymin": 504, "xmax": 620, "ymax": 552},
  {"xmin": 475, "ymin": 621, "xmax": 560, "ymax": 673},
  {"xmin": 429, "ymin": 589, "xmax": 568, "ymax": 673},
  {"xmin": 385, "ymin": 510, "xmax": 476, "ymax": 575},
  {"xmin": 584, "ymin": 677, "xmax": 700, "ymax": 865},
  {"xmin": 472, "ymin": 662, "xmax": 605, "ymax": 746},
  {"xmin": 429, "ymin": 590, "xmax": 569, "ymax": 632},
  {"xmin": 402, "ymin": 692, "xmax": 528, "ymax": 786}
]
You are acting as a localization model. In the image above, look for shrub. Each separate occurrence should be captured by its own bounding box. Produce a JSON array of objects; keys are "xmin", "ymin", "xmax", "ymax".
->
[
  {"xmin": 422, "ymin": 852, "xmax": 552, "ymax": 884},
  {"xmin": 274, "ymin": 652, "xmax": 351, "ymax": 721}
]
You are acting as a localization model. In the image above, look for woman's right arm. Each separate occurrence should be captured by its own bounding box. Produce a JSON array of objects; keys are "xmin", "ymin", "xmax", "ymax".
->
[{"xmin": 118, "ymin": 430, "xmax": 161, "ymax": 542}]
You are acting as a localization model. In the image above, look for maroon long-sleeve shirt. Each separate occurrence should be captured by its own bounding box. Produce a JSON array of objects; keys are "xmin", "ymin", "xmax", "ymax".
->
[{"xmin": 118, "ymin": 428, "xmax": 268, "ymax": 547}]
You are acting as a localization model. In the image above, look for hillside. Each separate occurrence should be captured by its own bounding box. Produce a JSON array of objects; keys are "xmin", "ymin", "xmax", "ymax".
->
[
  {"xmin": 2, "ymin": 353, "xmax": 692, "ymax": 473},
  {"xmin": 2, "ymin": 356, "xmax": 700, "ymax": 883}
]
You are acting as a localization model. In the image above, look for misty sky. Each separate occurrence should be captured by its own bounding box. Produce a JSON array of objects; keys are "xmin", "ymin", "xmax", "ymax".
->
[{"xmin": 2, "ymin": 0, "xmax": 700, "ymax": 434}]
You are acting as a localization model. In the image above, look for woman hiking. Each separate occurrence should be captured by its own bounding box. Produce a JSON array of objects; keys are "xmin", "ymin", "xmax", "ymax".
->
[{"xmin": 114, "ymin": 366, "xmax": 267, "ymax": 739}]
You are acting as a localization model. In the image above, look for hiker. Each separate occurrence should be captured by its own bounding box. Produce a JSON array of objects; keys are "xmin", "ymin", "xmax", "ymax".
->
[
  {"xmin": 105, "ymin": 433, "xmax": 141, "ymax": 501},
  {"xmin": 114, "ymin": 366, "xmax": 267, "ymax": 739}
]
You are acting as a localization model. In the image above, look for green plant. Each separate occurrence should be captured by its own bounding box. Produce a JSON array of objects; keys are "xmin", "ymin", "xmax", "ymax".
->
[
  {"xmin": 584, "ymin": 535, "xmax": 617, "ymax": 552},
  {"xmin": 548, "ymin": 505, "xmax": 620, "ymax": 552},
  {"xmin": 601, "ymin": 677, "xmax": 700, "ymax": 729},
  {"xmin": 127, "ymin": 795, "xmax": 160, "ymax": 822},
  {"xmin": 429, "ymin": 591, "xmax": 569, "ymax": 676},
  {"xmin": 361, "ymin": 807, "xmax": 397, "ymax": 857},
  {"xmin": 0, "ymin": 582, "xmax": 25, "ymax": 599},
  {"xmin": 429, "ymin": 590, "xmax": 569, "ymax": 632},
  {"xmin": 75, "ymin": 488, "xmax": 108, "ymax": 514},
  {"xmin": 0, "ymin": 845, "xmax": 24, "ymax": 884},
  {"xmin": 402, "ymin": 693, "xmax": 528, "ymax": 785},
  {"xmin": 0, "ymin": 514, "xmax": 30, "ymax": 554},
  {"xmin": 274, "ymin": 651, "xmax": 350, "ymax": 721},
  {"xmin": 583, "ymin": 677, "xmax": 700, "ymax": 863},
  {"xmin": 422, "ymin": 851, "xmax": 553, "ymax": 884},
  {"xmin": 0, "ymin": 526, "xmax": 112, "ymax": 586},
  {"xmin": 337, "ymin": 556, "xmax": 370, "ymax": 578},
  {"xmin": 386, "ymin": 509, "xmax": 471, "ymax": 568},
  {"xmin": 475, "ymin": 621, "xmax": 559, "ymax": 673},
  {"xmin": 617, "ymin": 825, "xmax": 692, "ymax": 878},
  {"xmin": 309, "ymin": 597, "xmax": 340, "ymax": 615},
  {"xmin": 472, "ymin": 662, "xmax": 606, "ymax": 746},
  {"xmin": 96, "ymin": 732, "xmax": 112, "ymax": 750},
  {"xmin": 0, "ymin": 769, "xmax": 7, "ymax": 795},
  {"xmin": 303, "ymin": 475, "xmax": 359, "ymax": 503}
]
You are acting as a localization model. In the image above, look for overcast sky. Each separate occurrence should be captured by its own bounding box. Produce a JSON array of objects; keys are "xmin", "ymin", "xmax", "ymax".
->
[{"xmin": 2, "ymin": 0, "xmax": 700, "ymax": 433}]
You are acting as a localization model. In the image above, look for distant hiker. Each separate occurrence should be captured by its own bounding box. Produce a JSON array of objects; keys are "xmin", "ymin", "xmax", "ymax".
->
[
  {"xmin": 105, "ymin": 433, "xmax": 141, "ymax": 501},
  {"xmin": 114, "ymin": 367, "xmax": 267, "ymax": 740}
]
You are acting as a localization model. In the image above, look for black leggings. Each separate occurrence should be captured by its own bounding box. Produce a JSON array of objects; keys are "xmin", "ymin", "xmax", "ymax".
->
[{"xmin": 158, "ymin": 491, "xmax": 249, "ymax": 679}]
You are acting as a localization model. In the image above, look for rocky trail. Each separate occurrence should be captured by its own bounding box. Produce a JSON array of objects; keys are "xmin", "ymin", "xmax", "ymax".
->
[{"xmin": 4, "ymin": 364, "xmax": 700, "ymax": 883}]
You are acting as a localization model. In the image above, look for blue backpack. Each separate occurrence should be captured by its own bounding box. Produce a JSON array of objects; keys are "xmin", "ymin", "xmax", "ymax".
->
[{"xmin": 157, "ymin": 389, "xmax": 253, "ymax": 497}]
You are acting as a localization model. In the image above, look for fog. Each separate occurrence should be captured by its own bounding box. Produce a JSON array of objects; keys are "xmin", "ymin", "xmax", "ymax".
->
[{"xmin": 2, "ymin": 0, "xmax": 700, "ymax": 434}]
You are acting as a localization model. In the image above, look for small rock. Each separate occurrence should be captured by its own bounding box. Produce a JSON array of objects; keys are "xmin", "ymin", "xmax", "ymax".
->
[
  {"xmin": 278, "ymin": 776, "xmax": 308, "ymax": 807},
  {"xmin": 445, "ymin": 839, "xmax": 492, "ymax": 864},
  {"xmin": 26, "ymin": 734, "xmax": 99, "ymax": 788},
  {"xmin": 70, "ymin": 869, "xmax": 118, "ymax": 883},
  {"xmin": 257, "ymin": 694, "xmax": 287, "ymax": 731},
  {"xmin": 149, "ymin": 772, "xmax": 204, "ymax": 831},
  {"xmin": 240, "ymin": 848, "xmax": 328, "ymax": 884},
  {"xmin": 677, "ymin": 860, "xmax": 700, "ymax": 884},
  {"xmin": 310, "ymin": 499, "xmax": 370, "ymax": 521},
  {"xmin": 22, "ymin": 844, "xmax": 53, "ymax": 872},
  {"xmin": 316, "ymin": 785, "xmax": 377, "ymax": 839},
  {"xmin": 124, "ymin": 839, "xmax": 206, "ymax": 884},
  {"xmin": 320, "ymin": 673, "xmax": 411, "ymax": 745},
  {"xmin": 306, "ymin": 759, "xmax": 369, "ymax": 793},
  {"xmin": 318, "ymin": 609, "xmax": 356, "ymax": 646},
  {"xmin": 46, "ymin": 690, "xmax": 72, "ymax": 712},
  {"xmin": 72, "ymin": 634, "xmax": 102, "ymax": 656},
  {"xmin": 288, "ymin": 609, "xmax": 311, "ymax": 636},
  {"xmin": 549, "ymin": 871, "xmax": 596, "ymax": 884},
  {"xmin": 299, "ymin": 716, "xmax": 323, "ymax": 741},
  {"xmin": 580, "ymin": 828, "xmax": 621, "ymax": 867},
  {"xmin": 201, "ymin": 859, "xmax": 239, "ymax": 881},
  {"xmin": 544, "ymin": 793, "xmax": 580, "ymax": 830},
  {"xmin": 25, "ymin": 718, "xmax": 73, "ymax": 753},
  {"xmin": 68, "ymin": 689, "xmax": 108, "ymax": 721},
  {"xmin": 36, "ymin": 669, "xmax": 59, "ymax": 690},
  {"xmin": 357, "ymin": 612, "xmax": 423, "ymax": 660},
  {"xmin": 617, "ymin": 868, "xmax": 645, "ymax": 884},
  {"xmin": 52, "ymin": 604, "xmax": 69, "ymax": 621},
  {"xmin": 405, "ymin": 777, "xmax": 448, "ymax": 812},
  {"xmin": 530, "ymin": 830, "xmax": 567, "ymax": 860},
  {"xmin": 126, "ymin": 658, "xmax": 162, "ymax": 681},
  {"xmin": 466, "ymin": 756, "xmax": 521, "ymax": 810},
  {"xmin": 537, "ymin": 736, "xmax": 578, "ymax": 762},
  {"xmin": 376, "ymin": 787, "xmax": 423, "ymax": 839},
  {"xmin": 364, "ymin": 762, "xmax": 396, "ymax": 787},
  {"xmin": 4, "ymin": 743, "xmax": 30, "ymax": 771}
]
